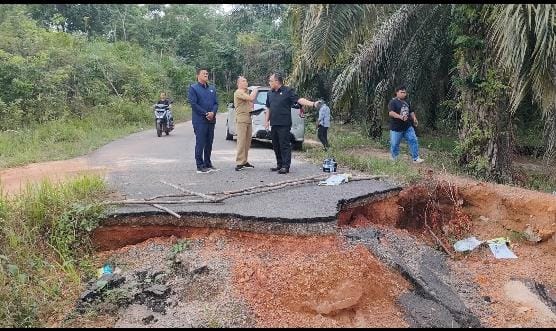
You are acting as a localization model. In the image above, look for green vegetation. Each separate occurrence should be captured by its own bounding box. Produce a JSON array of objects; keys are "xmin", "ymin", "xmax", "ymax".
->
[
  {"xmin": 304, "ymin": 122, "xmax": 556, "ymax": 192},
  {"xmin": 0, "ymin": 3, "xmax": 554, "ymax": 328},
  {"xmin": 0, "ymin": 102, "xmax": 190, "ymax": 168},
  {"xmin": 0, "ymin": 4, "xmax": 291, "ymax": 169},
  {"xmin": 291, "ymin": 4, "xmax": 556, "ymax": 185},
  {"xmin": 0, "ymin": 176, "xmax": 107, "ymax": 327},
  {"xmin": 304, "ymin": 123, "xmax": 421, "ymax": 184}
]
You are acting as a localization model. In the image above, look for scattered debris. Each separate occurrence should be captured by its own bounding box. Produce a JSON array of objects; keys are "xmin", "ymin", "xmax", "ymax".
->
[
  {"xmin": 486, "ymin": 237, "xmax": 517, "ymax": 259},
  {"xmin": 142, "ymin": 314, "xmax": 157, "ymax": 325},
  {"xmin": 454, "ymin": 237, "xmax": 483, "ymax": 252},
  {"xmin": 318, "ymin": 173, "xmax": 351, "ymax": 186},
  {"xmin": 479, "ymin": 215, "xmax": 490, "ymax": 222},
  {"xmin": 524, "ymin": 224, "xmax": 543, "ymax": 243},
  {"xmin": 102, "ymin": 174, "xmax": 388, "ymax": 210},
  {"xmin": 453, "ymin": 236, "xmax": 518, "ymax": 259},
  {"xmin": 524, "ymin": 224, "xmax": 555, "ymax": 243}
]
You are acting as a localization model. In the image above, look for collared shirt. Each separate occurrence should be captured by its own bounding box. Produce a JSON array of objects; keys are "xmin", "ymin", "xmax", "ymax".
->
[
  {"xmin": 233, "ymin": 88, "xmax": 253, "ymax": 124},
  {"xmin": 265, "ymin": 85, "xmax": 299, "ymax": 127},
  {"xmin": 318, "ymin": 103, "xmax": 331, "ymax": 128},
  {"xmin": 188, "ymin": 82, "xmax": 218, "ymax": 125}
]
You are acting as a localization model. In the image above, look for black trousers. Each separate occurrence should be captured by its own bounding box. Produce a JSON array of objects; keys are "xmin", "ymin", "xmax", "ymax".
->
[
  {"xmin": 317, "ymin": 125, "xmax": 329, "ymax": 148},
  {"xmin": 271, "ymin": 125, "xmax": 292, "ymax": 169}
]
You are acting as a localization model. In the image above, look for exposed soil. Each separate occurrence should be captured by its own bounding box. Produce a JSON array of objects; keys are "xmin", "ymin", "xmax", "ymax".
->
[
  {"xmin": 0, "ymin": 157, "xmax": 105, "ymax": 195},
  {"xmin": 4, "ymin": 137, "xmax": 556, "ymax": 327},
  {"xmin": 64, "ymin": 229, "xmax": 411, "ymax": 328},
  {"xmin": 337, "ymin": 176, "xmax": 556, "ymax": 328}
]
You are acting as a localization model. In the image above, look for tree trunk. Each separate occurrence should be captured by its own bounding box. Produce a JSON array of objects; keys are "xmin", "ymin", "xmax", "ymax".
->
[
  {"xmin": 457, "ymin": 62, "xmax": 513, "ymax": 183},
  {"xmin": 365, "ymin": 84, "xmax": 385, "ymax": 139},
  {"xmin": 454, "ymin": 5, "xmax": 513, "ymax": 183},
  {"xmin": 543, "ymin": 106, "xmax": 556, "ymax": 163}
]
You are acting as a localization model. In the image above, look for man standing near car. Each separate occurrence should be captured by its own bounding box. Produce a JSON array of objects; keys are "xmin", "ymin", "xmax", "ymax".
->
[
  {"xmin": 264, "ymin": 72, "xmax": 318, "ymax": 174},
  {"xmin": 188, "ymin": 68, "xmax": 219, "ymax": 173},
  {"xmin": 233, "ymin": 76, "xmax": 258, "ymax": 171},
  {"xmin": 315, "ymin": 99, "xmax": 330, "ymax": 151}
]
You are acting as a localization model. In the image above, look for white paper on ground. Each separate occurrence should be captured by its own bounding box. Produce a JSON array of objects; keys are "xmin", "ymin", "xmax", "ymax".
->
[
  {"xmin": 318, "ymin": 174, "xmax": 350, "ymax": 186},
  {"xmin": 488, "ymin": 242, "xmax": 518, "ymax": 259},
  {"xmin": 454, "ymin": 236, "xmax": 483, "ymax": 252}
]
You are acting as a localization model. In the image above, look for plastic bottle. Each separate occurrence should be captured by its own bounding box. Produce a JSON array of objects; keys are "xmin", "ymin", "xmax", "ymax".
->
[{"xmin": 102, "ymin": 263, "xmax": 113, "ymax": 275}]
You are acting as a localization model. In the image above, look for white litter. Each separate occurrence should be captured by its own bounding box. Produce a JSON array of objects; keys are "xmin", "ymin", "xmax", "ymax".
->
[
  {"xmin": 454, "ymin": 236, "xmax": 483, "ymax": 252},
  {"xmin": 486, "ymin": 237, "xmax": 518, "ymax": 259},
  {"xmin": 318, "ymin": 173, "xmax": 351, "ymax": 186},
  {"xmin": 453, "ymin": 236, "xmax": 518, "ymax": 259}
]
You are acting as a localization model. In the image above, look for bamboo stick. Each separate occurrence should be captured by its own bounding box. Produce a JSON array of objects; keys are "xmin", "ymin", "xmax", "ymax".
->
[
  {"xmin": 160, "ymin": 180, "xmax": 217, "ymax": 201},
  {"xmin": 152, "ymin": 204, "xmax": 181, "ymax": 218}
]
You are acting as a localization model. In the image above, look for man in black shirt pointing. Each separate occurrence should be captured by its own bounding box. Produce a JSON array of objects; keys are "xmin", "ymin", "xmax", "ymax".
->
[{"xmin": 264, "ymin": 72, "xmax": 318, "ymax": 174}]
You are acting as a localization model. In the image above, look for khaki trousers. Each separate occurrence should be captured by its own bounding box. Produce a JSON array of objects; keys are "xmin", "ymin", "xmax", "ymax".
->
[{"xmin": 235, "ymin": 121, "xmax": 252, "ymax": 165}]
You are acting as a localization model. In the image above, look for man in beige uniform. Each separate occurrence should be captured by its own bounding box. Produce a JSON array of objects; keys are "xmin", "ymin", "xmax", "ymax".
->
[{"xmin": 233, "ymin": 76, "xmax": 258, "ymax": 171}]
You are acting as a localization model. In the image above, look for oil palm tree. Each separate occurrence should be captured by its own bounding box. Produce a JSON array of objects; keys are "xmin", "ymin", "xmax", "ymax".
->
[
  {"xmin": 292, "ymin": 4, "xmax": 556, "ymax": 182},
  {"xmin": 490, "ymin": 4, "xmax": 556, "ymax": 162}
]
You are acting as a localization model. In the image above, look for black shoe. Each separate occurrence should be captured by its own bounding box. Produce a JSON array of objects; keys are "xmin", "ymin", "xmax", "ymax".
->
[
  {"xmin": 196, "ymin": 167, "xmax": 210, "ymax": 174},
  {"xmin": 242, "ymin": 162, "xmax": 254, "ymax": 168},
  {"xmin": 235, "ymin": 164, "xmax": 244, "ymax": 171},
  {"xmin": 278, "ymin": 167, "xmax": 289, "ymax": 174},
  {"xmin": 271, "ymin": 166, "xmax": 282, "ymax": 171},
  {"xmin": 206, "ymin": 165, "xmax": 219, "ymax": 172}
]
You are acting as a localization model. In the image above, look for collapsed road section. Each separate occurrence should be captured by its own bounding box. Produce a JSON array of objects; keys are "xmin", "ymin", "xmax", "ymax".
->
[
  {"xmin": 80, "ymin": 180, "xmax": 494, "ymax": 327},
  {"xmin": 78, "ymin": 176, "xmax": 555, "ymax": 328}
]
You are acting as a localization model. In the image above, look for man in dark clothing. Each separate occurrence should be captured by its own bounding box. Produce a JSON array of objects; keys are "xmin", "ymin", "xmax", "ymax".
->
[
  {"xmin": 188, "ymin": 68, "xmax": 219, "ymax": 173},
  {"xmin": 388, "ymin": 85, "xmax": 424, "ymax": 163},
  {"xmin": 264, "ymin": 72, "xmax": 318, "ymax": 174},
  {"xmin": 154, "ymin": 92, "xmax": 174, "ymax": 129}
]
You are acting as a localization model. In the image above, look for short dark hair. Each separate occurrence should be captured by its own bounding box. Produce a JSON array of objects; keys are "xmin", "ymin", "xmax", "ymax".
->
[
  {"xmin": 270, "ymin": 72, "xmax": 284, "ymax": 84},
  {"xmin": 196, "ymin": 67, "xmax": 209, "ymax": 75},
  {"xmin": 395, "ymin": 85, "xmax": 407, "ymax": 92}
]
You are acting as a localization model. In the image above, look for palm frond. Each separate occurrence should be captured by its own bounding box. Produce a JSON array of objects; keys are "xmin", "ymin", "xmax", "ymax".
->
[
  {"xmin": 490, "ymin": 4, "xmax": 556, "ymax": 114},
  {"xmin": 332, "ymin": 4, "xmax": 450, "ymax": 110},
  {"xmin": 300, "ymin": 4, "xmax": 376, "ymax": 69}
]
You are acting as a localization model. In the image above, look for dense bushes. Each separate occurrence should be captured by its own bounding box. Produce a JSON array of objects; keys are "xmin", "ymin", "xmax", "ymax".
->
[{"xmin": 0, "ymin": 8, "xmax": 195, "ymax": 131}]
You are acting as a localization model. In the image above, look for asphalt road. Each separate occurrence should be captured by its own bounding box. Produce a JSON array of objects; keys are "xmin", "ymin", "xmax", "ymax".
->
[
  {"xmin": 87, "ymin": 114, "xmax": 484, "ymax": 327},
  {"xmin": 88, "ymin": 113, "xmax": 400, "ymax": 221}
]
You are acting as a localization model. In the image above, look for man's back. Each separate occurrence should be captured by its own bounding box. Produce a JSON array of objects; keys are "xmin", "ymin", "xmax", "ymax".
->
[{"xmin": 318, "ymin": 103, "xmax": 331, "ymax": 128}]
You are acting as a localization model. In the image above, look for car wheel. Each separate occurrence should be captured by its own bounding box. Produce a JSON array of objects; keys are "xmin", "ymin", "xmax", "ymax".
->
[
  {"xmin": 292, "ymin": 141, "xmax": 303, "ymax": 151},
  {"xmin": 226, "ymin": 123, "xmax": 233, "ymax": 140}
]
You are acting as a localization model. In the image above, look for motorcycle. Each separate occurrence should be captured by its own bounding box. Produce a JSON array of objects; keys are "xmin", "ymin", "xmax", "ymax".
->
[{"xmin": 153, "ymin": 102, "xmax": 174, "ymax": 137}]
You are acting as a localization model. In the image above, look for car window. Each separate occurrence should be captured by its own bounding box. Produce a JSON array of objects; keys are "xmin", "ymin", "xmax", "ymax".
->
[{"xmin": 254, "ymin": 91, "xmax": 268, "ymax": 105}]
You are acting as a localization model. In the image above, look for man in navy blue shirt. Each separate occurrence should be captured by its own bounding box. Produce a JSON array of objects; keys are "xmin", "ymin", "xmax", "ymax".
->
[{"xmin": 188, "ymin": 68, "xmax": 219, "ymax": 173}]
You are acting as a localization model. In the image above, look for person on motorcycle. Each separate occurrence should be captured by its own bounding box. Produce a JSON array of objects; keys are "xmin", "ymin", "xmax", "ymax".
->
[{"xmin": 154, "ymin": 92, "xmax": 174, "ymax": 129}]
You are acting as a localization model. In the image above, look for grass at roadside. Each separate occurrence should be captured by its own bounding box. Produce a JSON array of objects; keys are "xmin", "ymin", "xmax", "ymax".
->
[
  {"xmin": 0, "ymin": 101, "xmax": 191, "ymax": 168},
  {"xmin": 303, "ymin": 122, "xmax": 556, "ymax": 192},
  {"xmin": 0, "ymin": 175, "xmax": 108, "ymax": 327},
  {"xmin": 303, "ymin": 123, "xmax": 422, "ymax": 184}
]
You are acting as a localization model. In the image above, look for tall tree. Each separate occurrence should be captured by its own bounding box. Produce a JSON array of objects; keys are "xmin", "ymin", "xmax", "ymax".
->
[{"xmin": 295, "ymin": 4, "xmax": 556, "ymax": 182}]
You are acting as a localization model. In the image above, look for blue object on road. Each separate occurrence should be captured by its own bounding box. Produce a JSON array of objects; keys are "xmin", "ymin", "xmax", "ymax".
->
[{"xmin": 102, "ymin": 263, "xmax": 113, "ymax": 275}]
